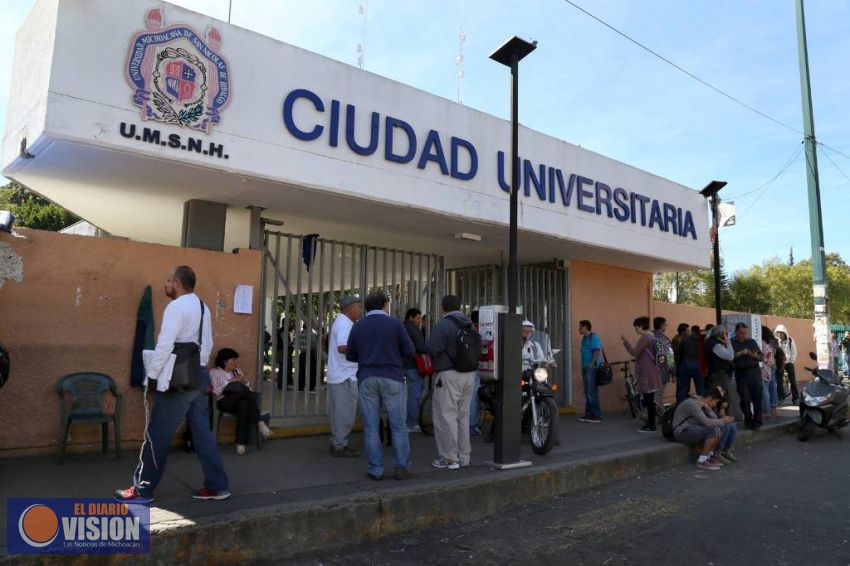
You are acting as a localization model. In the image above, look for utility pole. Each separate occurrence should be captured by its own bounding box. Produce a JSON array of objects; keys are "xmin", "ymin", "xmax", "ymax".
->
[{"xmin": 795, "ymin": 0, "xmax": 830, "ymax": 368}]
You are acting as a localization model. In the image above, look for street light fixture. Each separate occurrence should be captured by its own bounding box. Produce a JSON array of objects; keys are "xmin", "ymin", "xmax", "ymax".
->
[
  {"xmin": 489, "ymin": 36, "xmax": 537, "ymax": 313},
  {"xmin": 488, "ymin": 36, "xmax": 536, "ymax": 469},
  {"xmin": 700, "ymin": 180, "xmax": 727, "ymax": 325}
]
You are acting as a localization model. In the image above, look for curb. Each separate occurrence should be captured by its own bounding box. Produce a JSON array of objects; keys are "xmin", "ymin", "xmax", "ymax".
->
[{"xmin": 1, "ymin": 420, "xmax": 795, "ymax": 565}]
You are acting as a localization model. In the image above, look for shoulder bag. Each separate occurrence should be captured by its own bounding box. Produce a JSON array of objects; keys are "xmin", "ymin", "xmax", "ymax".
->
[
  {"xmin": 594, "ymin": 336, "xmax": 614, "ymax": 386},
  {"xmin": 169, "ymin": 299, "xmax": 205, "ymax": 393}
]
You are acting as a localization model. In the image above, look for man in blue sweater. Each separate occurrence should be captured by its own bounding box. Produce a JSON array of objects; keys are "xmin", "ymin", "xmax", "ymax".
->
[{"xmin": 347, "ymin": 293, "xmax": 416, "ymax": 480}]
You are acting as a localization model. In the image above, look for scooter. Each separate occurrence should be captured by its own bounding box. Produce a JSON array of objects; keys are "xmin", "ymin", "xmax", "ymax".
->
[
  {"xmin": 478, "ymin": 361, "xmax": 560, "ymax": 455},
  {"xmin": 798, "ymin": 352, "xmax": 850, "ymax": 441}
]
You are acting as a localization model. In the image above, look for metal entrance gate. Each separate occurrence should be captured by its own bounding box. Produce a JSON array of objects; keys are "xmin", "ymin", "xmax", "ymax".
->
[
  {"xmin": 446, "ymin": 263, "xmax": 571, "ymax": 405},
  {"xmin": 258, "ymin": 231, "xmax": 444, "ymax": 422}
]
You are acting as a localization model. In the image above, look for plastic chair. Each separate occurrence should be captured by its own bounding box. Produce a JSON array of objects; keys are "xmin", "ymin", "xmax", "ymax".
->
[
  {"xmin": 212, "ymin": 393, "xmax": 263, "ymax": 450},
  {"xmin": 57, "ymin": 372, "xmax": 123, "ymax": 464}
]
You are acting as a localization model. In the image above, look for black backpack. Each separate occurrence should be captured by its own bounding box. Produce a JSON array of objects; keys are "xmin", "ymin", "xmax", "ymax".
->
[
  {"xmin": 448, "ymin": 318, "xmax": 482, "ymax": 373},
  {"xmin": 661, "ymin": 403, "xmax": 678, "ymax": 441},
  {"xmin": 0, "ymin": 341, "xmax": 9, "ymax": 390}
]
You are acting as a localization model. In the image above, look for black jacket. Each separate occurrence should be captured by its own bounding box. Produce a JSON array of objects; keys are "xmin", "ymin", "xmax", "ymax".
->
[
  {"xmin": 732, "ymin": 338, "xmax": 762, "ymax": 373},
  {"xmin": 403, "ymin": 320, "xmax": 429, "ymax": 369}
]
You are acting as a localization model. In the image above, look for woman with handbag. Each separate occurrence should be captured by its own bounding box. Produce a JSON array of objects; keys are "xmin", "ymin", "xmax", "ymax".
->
[
  {"xmin": 210, "ymin": 348, "xmax": 272, "ymax": 454},
  {"xmin": 622, "ymin": 316, "xmax": 663, "ymax": 433}
]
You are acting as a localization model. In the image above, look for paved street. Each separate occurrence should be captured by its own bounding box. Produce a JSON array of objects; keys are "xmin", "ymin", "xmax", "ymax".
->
[{"xmin": 294, "ymin": 433, "xmax": 850, "ymax": 566}]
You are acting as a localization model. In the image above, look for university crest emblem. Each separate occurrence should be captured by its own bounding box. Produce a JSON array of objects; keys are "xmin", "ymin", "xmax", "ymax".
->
[{"xmin": 125, "ymin": 9, "xmax": 230, "ymax": 133}]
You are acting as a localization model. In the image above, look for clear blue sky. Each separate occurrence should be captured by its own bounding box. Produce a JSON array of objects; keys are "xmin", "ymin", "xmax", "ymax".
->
[{"xmin": 1, "ymin": 0, "xmax": 848, "ymax": 273}]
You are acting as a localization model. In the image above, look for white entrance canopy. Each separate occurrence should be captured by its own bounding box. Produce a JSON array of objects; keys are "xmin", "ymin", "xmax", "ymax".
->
[{"xmin": 2, "ymin": 0, "xmax": 710, "ymax": 272}]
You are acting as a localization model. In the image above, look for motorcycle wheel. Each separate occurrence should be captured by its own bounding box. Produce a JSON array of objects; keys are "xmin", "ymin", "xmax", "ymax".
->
[
  {"xmin": 419, "ymin": 391, "xmax": 434, "ymax": 436},
  {"xmin": 797, "ymin": 416, "xmax": 816, "ymax": 442},
  {"xmin": 531, "ymin": 397, "xmax": 559, "ymax": 455}
]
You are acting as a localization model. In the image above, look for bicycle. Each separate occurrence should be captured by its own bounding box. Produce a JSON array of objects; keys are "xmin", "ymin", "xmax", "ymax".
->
[{"xmin": 609, "ymin": 359, "xmax": 664, "ymax": 424}]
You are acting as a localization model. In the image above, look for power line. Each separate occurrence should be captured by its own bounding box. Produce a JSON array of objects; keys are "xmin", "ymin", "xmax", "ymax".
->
[
  {"xmin": 562, "ymin": 0, "xmax": 805, "ymax": 135},
  {"xmin": 726, "ymin": 142, "xmax": 804, "ymax": 200},
  {"xmin": 739, "ymin": 144, "xmax": 804, "ymax": 215},
  {"xmin": 818, "ymin": 142, "xmax": 850, "ymax": 162},
  {"xmin": 821, "ymin": 145, "xmax": 850, "ymax": 184}
]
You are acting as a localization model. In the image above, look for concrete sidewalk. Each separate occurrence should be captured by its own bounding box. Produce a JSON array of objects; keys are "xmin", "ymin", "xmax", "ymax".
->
[{"xmin": 0, "ymin": 407, "xmax": 799, "ymax": 564}]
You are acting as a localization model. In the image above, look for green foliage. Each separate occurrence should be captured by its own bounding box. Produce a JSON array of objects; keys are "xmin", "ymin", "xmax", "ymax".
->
[
  {"xmin": 656, "ymin": 252, "xmax": 850, "ymax": 324},
  {"xmin": 0, "ymin": 181, "xmax": 79, "ymax": 231}
]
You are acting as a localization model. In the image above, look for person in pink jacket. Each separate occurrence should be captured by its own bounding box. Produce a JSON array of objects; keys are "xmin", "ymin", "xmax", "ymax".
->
[{"xmin": 622, "ymin": 316, "xmax": 663, "ymax": 433}]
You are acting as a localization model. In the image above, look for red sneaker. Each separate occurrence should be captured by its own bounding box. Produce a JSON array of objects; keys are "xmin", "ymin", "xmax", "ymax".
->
[
  {"xmin": 114, "ymin": 486, "xmax": 153, "ymax": 502},
  {"xmin": 190, "ymin": 488, "xmax": 231, "ymax": 500}
]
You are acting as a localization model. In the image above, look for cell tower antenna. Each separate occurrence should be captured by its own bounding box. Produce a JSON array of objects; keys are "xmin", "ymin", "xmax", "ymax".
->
[
  {"xmin": 455, "ymin": 0, "xmax": 465, "ymax": 103},
  {"xmin": 357, "ymin": 3, "xmax": 367, "ymax": 70}
]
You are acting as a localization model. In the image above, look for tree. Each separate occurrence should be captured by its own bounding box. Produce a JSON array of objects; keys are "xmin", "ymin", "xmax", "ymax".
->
[
  {"xmin": 0, "ymin": 181, "xmax": 79, "ymax": 231},
  {"xmin": 655, "ymin": 251, "xmax": 850, "ymax": 325},
  {"xmin": 727, "ymin": 270, "xmax": 771, "ymax": 314}
]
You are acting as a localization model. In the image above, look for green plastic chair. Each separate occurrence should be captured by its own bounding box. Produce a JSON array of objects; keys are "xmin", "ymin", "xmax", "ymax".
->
[{"xmin": 57, "ymin": 372, "xmax": 123, "ymax": 464}]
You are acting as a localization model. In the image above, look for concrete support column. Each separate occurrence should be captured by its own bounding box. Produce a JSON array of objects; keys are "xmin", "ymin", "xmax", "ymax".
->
[
  {"xmin": 247, "ymin": 205, "xmax": 265, "ymax": 251},
  {"xmin": 181, "ymin": 199, "xmax": 227, "ymax": 251}
]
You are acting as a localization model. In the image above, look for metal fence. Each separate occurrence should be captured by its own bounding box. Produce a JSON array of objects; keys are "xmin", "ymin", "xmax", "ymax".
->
[
  {"xmin": 258, "ymin": 231, "xmax": 444, "ymax": 421},
  {"xmin": 447, "ymin": 263, "xmax": 570, "ymax": 403}
]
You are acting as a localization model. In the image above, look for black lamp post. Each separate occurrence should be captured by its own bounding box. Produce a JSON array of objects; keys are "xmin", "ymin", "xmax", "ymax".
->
[
  {"xmin": 490, "ymin": 36, "xmax": 537, "ymax": 312},
  {"xmin": 488, "ymin": 36, "xmax": 536, "ymax": 469},
  {"xmin": 700, "ymin": 180, "xmax": 727, "ymax": 325}
]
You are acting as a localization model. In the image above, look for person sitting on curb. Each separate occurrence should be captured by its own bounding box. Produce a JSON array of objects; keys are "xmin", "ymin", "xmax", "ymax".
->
[
  {"xmin": 671, "ymin": 387, "xmax": 735, "ymax": 471},
  {"xmin": 709, "ymin": 386, "xmax": 738, "ymax": 463}
]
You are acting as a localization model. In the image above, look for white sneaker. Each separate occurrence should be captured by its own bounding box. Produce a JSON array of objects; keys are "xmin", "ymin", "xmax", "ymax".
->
[
  {"xmin": 432, "ymin": 458, "xmax": 460, "ymax": 470},
  {"xmin": 258, "ymin": 421, "xmax": 272, "ymax": 440},
  {"xmin": 236, "ymin": 444, "xmax": 246, "ymax": 455}
]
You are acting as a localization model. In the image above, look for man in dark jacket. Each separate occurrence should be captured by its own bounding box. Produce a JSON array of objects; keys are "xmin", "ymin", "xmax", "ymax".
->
[
  {"xmin": 731, "ymin": 323, "xmax": 764, "ymax": 430},
  {"xmin": 427, "ymin": 295, "xmax": 475, "ymax": 470},
  {"xmin": 676, "ymin": 325, "xmax": 704, "ymax": 403},
  {"xmin": 347, "ymin": 293, "xmax": 415, "ymax": 480},
  {"xmin": 403, "ymin": 308, "xmax": 429, "ymax": 432}
]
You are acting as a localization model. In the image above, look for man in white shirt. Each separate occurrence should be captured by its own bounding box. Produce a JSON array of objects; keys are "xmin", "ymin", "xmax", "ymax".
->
[
  {"xmin": 115, "ymin": 265, "xmax": 230, "ymax": 502},
  {"xmin": 328, "ymin": 295, "xmax": 363, "ymax": 457}
]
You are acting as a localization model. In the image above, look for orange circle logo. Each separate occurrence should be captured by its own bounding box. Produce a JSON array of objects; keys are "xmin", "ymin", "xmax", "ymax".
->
[{"xmin": 18, "ymin": 504, "xmax": 59, "ymax": 548}]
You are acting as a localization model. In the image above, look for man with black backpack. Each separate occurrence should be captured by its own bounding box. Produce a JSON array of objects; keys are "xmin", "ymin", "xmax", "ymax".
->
[{"xmin": 428, "ymin": 295, "xmax": 481, "ymax": 470}]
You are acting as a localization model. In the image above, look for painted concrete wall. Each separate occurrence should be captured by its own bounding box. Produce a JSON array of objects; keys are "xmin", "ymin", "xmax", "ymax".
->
[
  {"xmin": 569, "ymin": 261, "xmax": 817, "ymax": 414},
  {"xmin": 569, "ymin": 260, "xmax": 657, "ymax": 411},
  {"xmin": 0, "ymin": 229, "xmax": 261, "ymax": 457}
]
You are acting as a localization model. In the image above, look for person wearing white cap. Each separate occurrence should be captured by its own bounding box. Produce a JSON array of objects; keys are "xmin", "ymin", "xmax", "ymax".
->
[
  {"xmin": 521, "ymin": 320, "xmax": 547, "ymax": 371},
  {"xmin": 328, "ymin": 295, "xmax": 363, "ymax": 457}
]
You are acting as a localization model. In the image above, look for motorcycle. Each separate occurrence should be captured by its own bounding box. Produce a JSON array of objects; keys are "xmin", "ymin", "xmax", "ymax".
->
[
  {"xmin": 479, "ymin": 361, "xmax": 560, "ymax": 455},
  {"xmin": 798, "ymin": 352, "xmax": 849, "ymax": 441}
]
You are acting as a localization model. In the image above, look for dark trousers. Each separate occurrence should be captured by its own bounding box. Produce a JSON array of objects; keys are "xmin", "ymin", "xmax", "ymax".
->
[
  {"xmin": 736, "ymin": 369, "xmax": 763, "ymax": 428},
  {"xmin": 643, "ymin": 392, "xmax": 657, "ymax": 427},
  {"xmin": 780, "ymin": 363, "xmax": 799, "ymax": 402},
  {"xmin": 276, "ymin": 352, "xmax": 292, "ymax": 390},
  {"xmin": 298, "ymin": 351, "xmax": 318, "ymax": 391},
  {"xmin": 217, "ymin": 391, "xmax": 260, "ymax": 445},
  {"xmin": 134, "ymin": 368, "xmax": 228, "ymax": 495},
  {"xmin": 676, "ymin": 361, "xmax": 705, "ymax": 403}
]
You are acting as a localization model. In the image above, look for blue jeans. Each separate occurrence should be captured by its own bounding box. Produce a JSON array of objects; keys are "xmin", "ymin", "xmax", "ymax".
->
[
  {"xmin": 134, "ymin": 368, "xmax": 228, "ymax": 495},
  {"xmin": 676, "ymin": 361, "xmax": 705, "ymax": 403},
  {"xmin": 359, "ymin": 376, "xmax": 410, "ymax": 477},
  {"xmin": 762, "ymin": 372, "xmax": 779, "ymax": 412},
  {"xmin": 582, "ymin": 366, "xmax": 602, "ymax": 419},
  {"xmin": 469, "ymin": 371, "xmax": 481, "ymax": 432},
  {"xmin": 404, "ymin": 368, "xmax": 423, "ymax": 428},
  {"xmin": 719, "ymin": 423, "xmax": 737, "ymax": 452}
]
